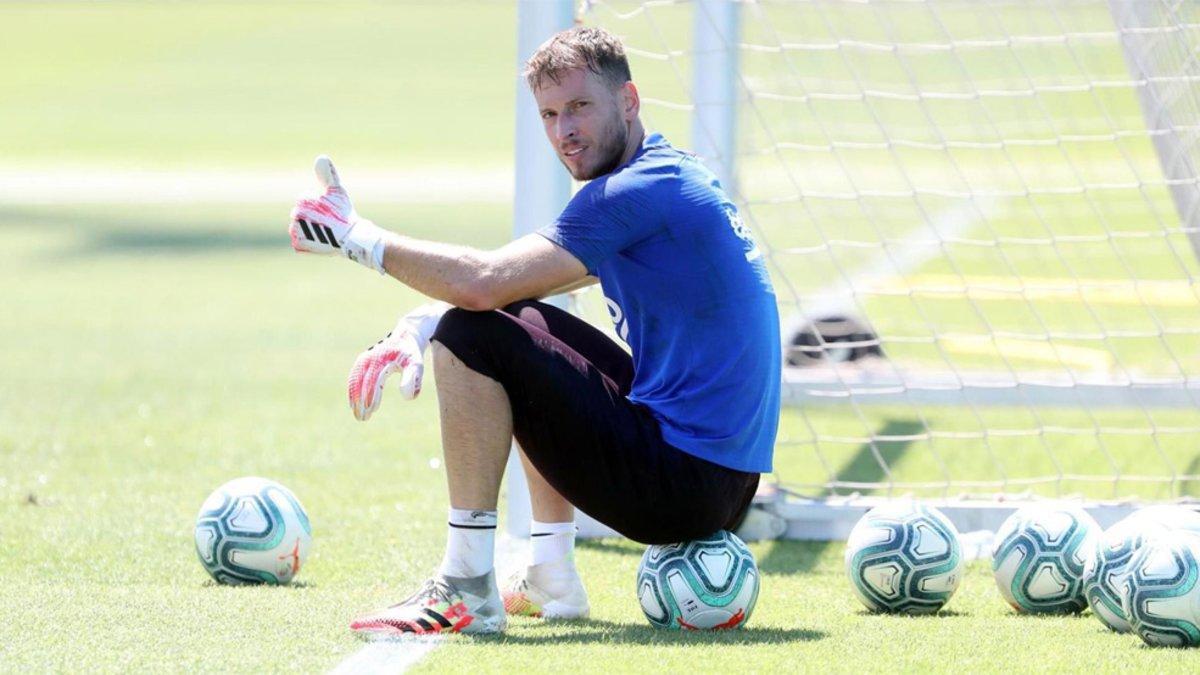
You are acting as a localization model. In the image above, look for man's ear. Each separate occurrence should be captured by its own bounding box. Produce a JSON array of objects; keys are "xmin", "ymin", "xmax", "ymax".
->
[{"xmin": 621, "ymin": 81, "xmax": 640, "ymax": 120}]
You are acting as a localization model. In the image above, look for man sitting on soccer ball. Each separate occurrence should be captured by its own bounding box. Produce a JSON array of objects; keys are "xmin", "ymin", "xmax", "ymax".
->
[{"xmin": 289, "ymin": 26, "xmax": 780, "ymax": 635}]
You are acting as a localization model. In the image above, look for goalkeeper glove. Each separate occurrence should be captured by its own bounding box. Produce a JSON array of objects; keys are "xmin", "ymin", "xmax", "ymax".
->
[
  {"xmin": 289, "ymin": 155, "xmax": 389, "ymax": 273},
  {"xmin": 347, "ymin": 302, "xmax": 451, "ymax": 421}
]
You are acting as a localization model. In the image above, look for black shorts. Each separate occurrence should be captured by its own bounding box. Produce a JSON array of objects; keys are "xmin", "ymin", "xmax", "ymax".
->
[{"xmin": 431, "ymin": 300, "xmax": 759, "ymax": 545}]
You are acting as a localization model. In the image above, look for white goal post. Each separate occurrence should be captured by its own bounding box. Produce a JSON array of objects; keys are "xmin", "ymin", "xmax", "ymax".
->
[{"xmin": 508, "ymin": 0, "xmax": 1200, "ymax": 540}]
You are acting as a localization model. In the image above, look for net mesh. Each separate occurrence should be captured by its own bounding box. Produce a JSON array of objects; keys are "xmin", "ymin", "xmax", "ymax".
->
[{"xmin": 574, "ymin": 0, "xmax": 1200, "ymax": 501}]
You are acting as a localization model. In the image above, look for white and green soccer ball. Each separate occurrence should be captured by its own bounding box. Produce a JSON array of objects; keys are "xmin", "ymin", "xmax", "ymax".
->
[
  {"xmin": 194, "ymin": 477, "xmax": 313, "ymax": 585},
  {"xmin": 1130, "ymin": 505, "xmax": 1200, "ymax": 534},
  {"xmin": 991, "ymin": 505, "xmax": 1100, "ymax": 614},
  {"xmin": 1120, "ymin": 530, "xmax": 1200, "ymax": 648},
  {"xmin": 1083, "ymin": 514, "xmax": 1168, "ymax": 632},
  {"xmin": 637, "ymin": 530, "xmax": 759, "ymax": 630},
  {"xmin": 1083, "ymin": 506, "xmax": 1200, "ymax": 632},
  {"xmin": 844, "ymin": 502, "xmax": 963, "ymax": 614}
]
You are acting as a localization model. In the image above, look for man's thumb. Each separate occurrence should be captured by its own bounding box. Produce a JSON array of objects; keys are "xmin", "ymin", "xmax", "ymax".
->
[
  {"xmin": 314, "ymin": 155, "xmax": 342, "ymax": 191},
  {"xmin": 398, "ymin": 361, "xmax": 423, "ymax": 400}
]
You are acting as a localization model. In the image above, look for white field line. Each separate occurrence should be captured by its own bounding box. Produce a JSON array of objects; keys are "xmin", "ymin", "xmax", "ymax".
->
[
  {"xmin": 0, "ymin": 166, "xmax": 513, "ymax": 205},
  {"xmin": 328, "ymin": 535, "xmax": 527, "ymax": 675},
  {"xmin": 796, "ymin": 197, "xmax": 997, "ymax": 320},
  {"xmin": 863, "ymin": 274, "xmax": 1200, "ymax": 307},
  {"xmin": 940, "ymin": 335, "xmax": 1113, "ymax": 372},
  {"xmin": 328, "ymin": 638, "xmax": 441, "ymax": 675}
]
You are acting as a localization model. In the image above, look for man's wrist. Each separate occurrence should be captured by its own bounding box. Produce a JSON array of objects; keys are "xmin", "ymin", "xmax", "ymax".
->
[
  {"xmin": 343, "ymin": 219, "xmax": 389, "ymax": 274},
  {"xmin": 402, "ymin": 301, "xmax": 452, "ymax": 348}
]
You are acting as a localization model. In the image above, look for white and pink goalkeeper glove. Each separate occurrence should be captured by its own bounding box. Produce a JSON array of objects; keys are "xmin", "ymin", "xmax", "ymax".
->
[
  {"xmin": 347, "ymin": 302, "xmax": 451, "ymax": 421},
  {"xmin": 289, "ymin": 155, "xmax": 389, "ymax": 273}
]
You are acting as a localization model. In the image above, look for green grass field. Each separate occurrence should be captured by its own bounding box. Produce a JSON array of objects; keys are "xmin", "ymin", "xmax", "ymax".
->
[
  {"xmin": 5, "ymin": 203, "xmax": 1200, "ymax": 673},
  {"xmin": 3, "ymin": 2, "xmax": 1200, "ymax": 672}
]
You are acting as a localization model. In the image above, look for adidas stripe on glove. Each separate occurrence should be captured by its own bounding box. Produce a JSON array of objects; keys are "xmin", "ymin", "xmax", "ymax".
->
[{"xmin": 289, "ymin": 155, "xmax": 389, "ymax": 273}]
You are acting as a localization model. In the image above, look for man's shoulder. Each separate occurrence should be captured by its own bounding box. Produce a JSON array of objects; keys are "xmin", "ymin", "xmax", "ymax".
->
[
  {"xmin": 588, "ymin": 150, "xmax": 682, "ymax": 203},
  {"xmin": 630, "ymin": 137, "xmax": 690, "ymax": 177},
  {"xmin": 633, "ymin": 139, "xmax": 725, "ymax": 198}
]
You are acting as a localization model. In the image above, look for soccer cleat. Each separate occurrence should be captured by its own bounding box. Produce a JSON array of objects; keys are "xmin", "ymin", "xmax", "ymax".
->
[
  {"xmin": 350, "ymin": 572, "xmax": 506, "ymax": 636},
  {"xmin": 502, "ymin": 561, "xmax": 590, "ymax": 619}
]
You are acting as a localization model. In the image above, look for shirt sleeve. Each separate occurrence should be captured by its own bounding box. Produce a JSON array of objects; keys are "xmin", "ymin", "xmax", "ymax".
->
[{"xmin": 536, "ymin": 169, "xmax": 667, "ymax": 275}]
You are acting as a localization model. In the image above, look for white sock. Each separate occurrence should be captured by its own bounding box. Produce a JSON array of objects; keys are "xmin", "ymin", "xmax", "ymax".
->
[
  {"xmin": 530, "ymin": 520, "xmax": 576, "ymax": 567},
  {"xmin": 439, "ymin": 508, "xmax": 497, "ymax": 578}
]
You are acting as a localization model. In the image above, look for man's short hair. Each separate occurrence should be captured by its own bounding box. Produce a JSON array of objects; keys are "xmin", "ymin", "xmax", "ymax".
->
[{"xmin": 523, "ymin": 26, "xmax": 632, "ymax": 92}]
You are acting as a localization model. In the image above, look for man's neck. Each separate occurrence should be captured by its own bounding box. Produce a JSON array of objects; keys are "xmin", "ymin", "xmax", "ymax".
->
[{"xmin": 617, "ymin": 119, "xmax": 647, "ymax": 168}]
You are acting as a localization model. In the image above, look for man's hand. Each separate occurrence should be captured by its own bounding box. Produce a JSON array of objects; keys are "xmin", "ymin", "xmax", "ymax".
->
[
  {"xmin": 347, "ymin": 302, "xmax": 450, "ymax": 421},
  {"xmin": 289, "ymin": 155, "xmax": 389, "ymax": 273}
]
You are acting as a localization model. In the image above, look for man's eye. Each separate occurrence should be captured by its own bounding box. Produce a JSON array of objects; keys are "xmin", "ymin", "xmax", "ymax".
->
[{"xmin": 541, "ymin": 111, "xmax": 556, "ymax": 119}]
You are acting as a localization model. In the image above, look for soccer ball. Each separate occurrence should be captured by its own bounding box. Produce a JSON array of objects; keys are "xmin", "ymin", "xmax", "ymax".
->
[
  {"xmin": 636, "ymin": 530, "xmax": 759, "ymax": 630},
  {"xmin": 991, "ymin": 505, "xmax": 1101, "ymax": 613},
  {"xmin": 1120, "ymin": 530, "xmax": 1200, "ymax": 647},
  {"xmin": 1129, "ymin": 505, "xmax": 1200, "ymax": 534},
  {"xmin": 844, "ymin": 502, "xmax": 963, "ymax": 614},
  {"xmin": 1083, "ymin": 506, "xmax": 1200, "ymax": 632},
  {"xmin": 194, "ymin": 477, "xmax": 313, "ymax": 585},
  {"xmin": 1083, "ymin": 514, "xmax": 1169, "ymax": 632}
]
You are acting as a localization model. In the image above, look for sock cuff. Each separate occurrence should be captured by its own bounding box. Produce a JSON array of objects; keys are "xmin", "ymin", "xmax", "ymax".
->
[
  {"xmin": 449, "ymin": 508, "xmax": 497, "ymax": 529},
  {"xmin": 530, "ymin": 520, "xmax": 577, "ymax": 537}
]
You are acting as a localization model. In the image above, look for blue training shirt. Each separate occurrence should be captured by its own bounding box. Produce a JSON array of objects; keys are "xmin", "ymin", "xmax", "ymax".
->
[{"xmin": 537, "ymin": 133, "xmax": 780, "ymax": 473}]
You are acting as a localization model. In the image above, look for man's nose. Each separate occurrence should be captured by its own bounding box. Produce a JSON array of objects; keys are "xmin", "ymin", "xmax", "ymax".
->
[{"xmin": 556, "ymin": 116, "xmax": 577, "ymax": 142}]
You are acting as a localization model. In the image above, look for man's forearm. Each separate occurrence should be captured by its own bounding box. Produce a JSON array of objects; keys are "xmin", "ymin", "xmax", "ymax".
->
[
  {"xmin": 380, "ymin": 233, "xmax": 493, "ymax": 309},
  {"xmin": 376, "ymin": 229, "xmax": 589, "ymax": 311}
]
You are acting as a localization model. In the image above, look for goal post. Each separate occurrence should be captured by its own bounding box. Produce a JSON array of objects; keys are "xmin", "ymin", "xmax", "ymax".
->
[
  {"xmin": 1109, "ymin": 0, "xmax": 1200, "ymax": 261},
  {"xmin": 510, "ymin": 0, "xmax": 1200, "ymax": 540},
  {"xmin": 505, "ymin": 0, "xmax": 576, "ymax": 539},
  {"xmin": 692, "ymin": 0, "xmax": 741, "ymax": 194}
]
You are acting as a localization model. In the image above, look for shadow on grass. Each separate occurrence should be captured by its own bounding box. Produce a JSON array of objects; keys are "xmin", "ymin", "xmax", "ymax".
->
[
  {"xmin": 0, "ymin": 206, "xmax": 281, "ymax": 254},
  {"xmin": 853, "ymin": 607, "xmax": 970, "ymax": 618},
  {"xmin": 200, "ymin": 579, "xmax": 317, "ymax": 589},
  {"xmin": 476, "ymin": 618, "xmax": 825, "ymax": 645},
  {"xmin": 89, "ymin": 228, "xmax": 281, "ymax": 253},
  {"xmin": 998, "ymin": 609, "xmax": 1094, "ymax": 621}
]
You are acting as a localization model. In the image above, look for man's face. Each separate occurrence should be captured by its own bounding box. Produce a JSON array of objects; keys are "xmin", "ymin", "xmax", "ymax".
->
[{"xmin": 534, "ymin": 67, "xmax": 632, "ymax": 181}]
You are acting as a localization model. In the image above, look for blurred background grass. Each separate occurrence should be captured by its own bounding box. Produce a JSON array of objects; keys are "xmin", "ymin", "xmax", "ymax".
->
[{"xmin": 0, "ymin": 2, "xmax": 516, "ymax": 168}]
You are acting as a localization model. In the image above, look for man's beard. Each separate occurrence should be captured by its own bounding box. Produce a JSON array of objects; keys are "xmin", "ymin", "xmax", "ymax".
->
[{"xmin": 568, "ymin": 113, "xmax": 629, "ymax": 181}]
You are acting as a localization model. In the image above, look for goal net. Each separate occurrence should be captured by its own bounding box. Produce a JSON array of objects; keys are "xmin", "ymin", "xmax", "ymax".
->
[{"xmin": 548, "ymin": 0, "xmax": 1200, "ymax": 535}]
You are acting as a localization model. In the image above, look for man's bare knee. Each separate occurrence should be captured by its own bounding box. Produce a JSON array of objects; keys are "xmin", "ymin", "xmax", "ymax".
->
[
  {"xmin": 432, "ymin": 339, "xmax": 499, "ymax": 388},
  {"xmin": 430, "ymin": 340, "xmax": 464, "ymax": 377},
  {"xmin": 430, "ymin": 339, "xmax": 451, "ymax": 363}
]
